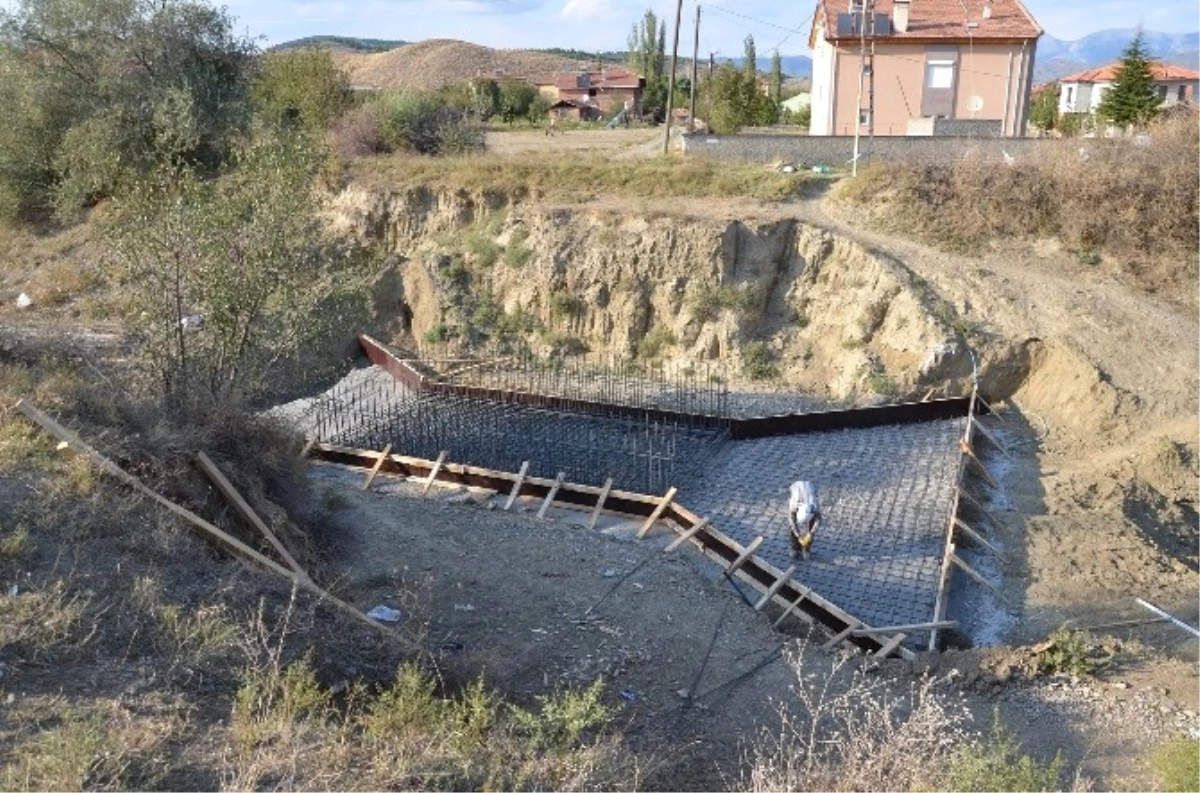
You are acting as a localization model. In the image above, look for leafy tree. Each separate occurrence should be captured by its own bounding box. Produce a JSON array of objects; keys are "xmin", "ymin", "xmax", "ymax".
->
[
  {"xmin": 499, "ymin": 78, "xmax": 536, "ymax": 124},
  {"xmin": 468, "ymin": 77, "xmax": 501, "ymax": 121},
  {"xmin": 528, "ymin": 94, "xmax": 550, "ymax": 124},
  {"xmin": 105, "ymin": 135, "xmax": 367, "ymax": 404},
  {"xmin": 0, "ymin": 0, "xmax": 257, "ymax": 219},
  {"xmin": 743, "ymin": 35, "xmax": 757, "ymax": 83},
  {"xmin": 628, "ymin": 9, "xmax": 667, "ymax": 116},
  {"xmin": 769, "ymin": 50, "xmax": 783, "ymax": 105},
  {"xmin": 1028, "ymin": 82, "xmax": 1059, "ymax": 132},
  {"xmin": 709, "ymin": 63, "xmax": 769, "ymax": 134},
  {"xmin": 376, "ymin": 91, "xmax": 483, "ymax": 154},
  {"xmin": 253, "ymin": 48, "xmax": 351, "ymax": 132},
  {"xmin": 1097, "ymin": 30, "xmax": 1161, "ymax": 129}
]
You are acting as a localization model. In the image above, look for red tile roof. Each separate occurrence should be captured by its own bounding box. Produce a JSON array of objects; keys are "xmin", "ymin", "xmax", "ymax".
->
[
  {"xmin": 1060, "ymin": 62, "xmax": 1200, "ymax": 83},
  {"xmin": 814, "ymin": 0, "xmax": 1041, "ymax": 43}
]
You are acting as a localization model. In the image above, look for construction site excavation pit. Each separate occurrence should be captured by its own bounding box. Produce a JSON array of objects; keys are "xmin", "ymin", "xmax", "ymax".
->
[{"xmin": 277, "ymin": 337, "xmax": 999, "ymax": 654}]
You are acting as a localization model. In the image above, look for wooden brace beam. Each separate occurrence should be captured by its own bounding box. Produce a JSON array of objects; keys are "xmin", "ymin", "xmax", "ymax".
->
[
  {"xmin": 637, "ymin": 486, "xmax": 678, "ymax": 538},
  {"xmin": 723, "ymin": 535, "xmax": 763, "ymax": 578},
  {"xmin": 504, "ymin": 461, "xmax": 530, "ymax": 511},
  {"xmin": 664, "ymin": 517, "xmax": 710, "ymax": 553},
  {"xmin": 362, "ymin": 443, "xmax": 393, "ymax": 491},
  {"xmin": 754, "ymin": 565, "xmax": 797, "ymax": 611},
  {"xmin": 537, "ymin": 472, "xmax": 566, "ymax": 518},
  {"xmin": 421, "ymin": 450, "xmax": 448, "ymax": 496},
  {"xmin": 587, "ymin": 477, "xmax": 613, "ymax": 530}
]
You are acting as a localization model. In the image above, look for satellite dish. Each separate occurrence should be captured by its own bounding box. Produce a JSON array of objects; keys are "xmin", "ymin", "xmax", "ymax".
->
[{"xmin": 967, "ymin": 95, "xmax": 985, "ymax": 113}]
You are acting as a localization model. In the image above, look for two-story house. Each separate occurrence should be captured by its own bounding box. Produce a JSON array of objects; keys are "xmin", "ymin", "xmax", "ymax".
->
[
  {"xmin": 808, "ymin": 0, "xmax": 1042, "ymax": 136},
  {"xmin": 1058, "ymin": 62, "xmax": 1200, "ymax": 115},
  {"xmin": 531, "ymin": 67, "xmax": 645, "ymax": 119}
]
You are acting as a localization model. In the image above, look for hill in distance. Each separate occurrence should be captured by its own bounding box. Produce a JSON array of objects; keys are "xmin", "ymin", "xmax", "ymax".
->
[
  {"xmin": 271, "ymin": 35, "xmax": 408, "ymax": 53},
  {"xmin": 322, "ymin": 39, "xmax": 596, "ymax": 91}
]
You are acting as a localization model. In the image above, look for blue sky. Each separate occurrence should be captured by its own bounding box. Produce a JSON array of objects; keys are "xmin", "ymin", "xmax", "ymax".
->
[
  {"xmin": 218, "ymin": 0, "xmax": 1199, "ymax": 51},
  {"xmin": 0, "ymin": 0, "xmax": 1193, "ymax": 51}
]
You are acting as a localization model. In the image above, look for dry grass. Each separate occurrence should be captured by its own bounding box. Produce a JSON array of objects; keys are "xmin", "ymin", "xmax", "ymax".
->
[
  {"xmin": 348, "ymin": 151, "xmax": 810, "ymax": 203},
  {"xmin": 835, "ymin": 115, "xmax": 1199, "ymax": 299},
  {"xmin": 747, "ymin": 642, "xmax": 1079, "ymax": 792}
]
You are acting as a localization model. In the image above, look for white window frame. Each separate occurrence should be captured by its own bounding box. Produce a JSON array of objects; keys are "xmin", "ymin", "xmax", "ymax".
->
[{"xmin": 926, "ymin": 60, "xmax": 955, "ymax": 90}]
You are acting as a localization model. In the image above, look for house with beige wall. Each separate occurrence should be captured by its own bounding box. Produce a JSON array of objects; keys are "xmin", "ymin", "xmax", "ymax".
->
[
  {"xmin": 1058, "ymin": 62, "xmax": 1200, "ymax": 115},
  {"xmin": 808, "ymin": 0, "xmax": 1041, "ymax": 136}
]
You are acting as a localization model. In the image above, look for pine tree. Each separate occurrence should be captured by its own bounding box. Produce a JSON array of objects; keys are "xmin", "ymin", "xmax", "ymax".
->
[{"xmin": 1097, "ymin": 30, "xmax": 1161, "ymax": 128}]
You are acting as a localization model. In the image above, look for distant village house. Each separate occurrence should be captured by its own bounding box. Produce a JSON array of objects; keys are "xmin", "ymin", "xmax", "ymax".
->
[
  {"xmin": 807, "ymin": 0, "xmax": 1041, "ymax": 136},
  {"xmin": 1057, "ymin": 62, "xmax": 1200, "ymax": 115},
  {"xmin": 531, "ymin": 66, "xmax": 645, "ymax": 121}
]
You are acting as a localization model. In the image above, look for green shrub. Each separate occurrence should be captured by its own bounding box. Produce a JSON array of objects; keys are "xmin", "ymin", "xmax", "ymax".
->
[
  {"xmin": 548, "ymin": 290, "xmax": 584, "ymax": 320},
  {"xmin": 540, "ymin": 330, "xmax": 588, "ymax": 356},
  {"xmin": 423, "ymin": 323, "xmax": 453, "ymax": 345},
  {"xmin": 742, "ymin": 341, "xmax": 778, "ymax": 380},
  {"xmin": 508, "ymin": 679, "xmax": 612, "ymax": 751},
  {"xmin": 1152, "ymin": 736, "xmax": 1200, "ymax": 792},
  {"xmin": 866, "ymin": 370, "xmax": 898, "ymax": 397},
  {"xmin": 503, "ymin": 243, "xmax": 534, "ymax": 268},
  {"xmin": 1036, "ymin": 625, "xmax": 1109, "ymax": 677},
  {"xmin": 465, "ymin": 232, "xmax": 501, "ymax": 267},
  {"xmin": 232, "ymin": 656, "xmax": 331, "ymax": 748},
  {"xmin": 637, "ymin": 326, "xmax": 677, "ymax": 359},
  {"xmin": 943, "ymin": 714, "xmax": 1064, "ymax": 792}
]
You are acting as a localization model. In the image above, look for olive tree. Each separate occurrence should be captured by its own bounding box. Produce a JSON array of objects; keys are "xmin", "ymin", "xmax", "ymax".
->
[
  {"xmin": 0, "ymin": 0, "xmax": 257, "ymax": 219},
  {"xmin": 106, "ymin": 135, "xmax": 367, "ymax": 404}
]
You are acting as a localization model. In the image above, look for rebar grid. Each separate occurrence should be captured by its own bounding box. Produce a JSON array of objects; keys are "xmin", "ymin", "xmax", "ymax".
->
[
  {"xmin": 413, "ymin": 344, "xmax": 733, "ymax": 421},
  {"xmin": 310, "ymin": 366, "xmax": 728, "ymax": 494},
  {"xmin": 684, "ymin": 419, "xmax": 967, "ymax": 643}
]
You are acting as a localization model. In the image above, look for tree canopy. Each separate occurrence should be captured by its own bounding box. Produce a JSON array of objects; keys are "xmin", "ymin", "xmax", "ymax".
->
[
  {"xmin": 1097, "ymin": 30, "xmax": 1161, "ymax": 129},
  {"xmin": 0, "ymin": 0, "xmax": 258, "ymax": 219}
]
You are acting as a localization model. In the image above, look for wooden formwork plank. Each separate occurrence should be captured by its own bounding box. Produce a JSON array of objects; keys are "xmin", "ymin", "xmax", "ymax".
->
[
  {"xmin": 957, "ymin": 489, "xmax": 1001, "ymax": 528},
  {"xmin": 754, "ymin": 565, "xmax": 797, "ymax": 611},
  {"xmin": 954, "ymin": 517, "xmax": 1005, "ymax": 561},
  {"xmin": 504, "ymin": 461, "xmax": 530, "ymax": 511},
  {"xmin": 822, "ymin": 622, "xmax": 860, "ymax": 651},
  {"xmin": 16, "ymin": 400, "xmax": 410, "ymax": 646},
  {"xmin": 537, "ymin": 472, "xmax": 566, "ymax": 518},
  {"xmin": 299, "ymin": 437, "xmax": 317, "ymax": 460},
  {"xmin": 637, "ymin": 486, "xmax": 678, "ymax": 538},
  {"xmin": 972, "ymin": 420, "xmax": 1010, "ymax": 457},
  {"xmin": 362, "ymin": 443, "xmax": 393, "ymax": 491},
  {"xmin": 587, "ymin": 477, "xmax": 613, "ymax": 530},
  {"xmin": 421, "ymin": 450, "xmax": 448, "ymax": 496},
  {"xmin": 773, "ymin": 588, "xmax": 812, "ymax": 627},
  {"xmin": 853, "ymin": 620, "xmax": 957, "ymax": 635},
  {"xmin": 959, "ymin": 439, "xmax": 999, "ymax": 488},
  {"xmin": 196, "ymin": 451, "xmax": 311, "ymax": 583},
  {"xmin": 951, "ymin": 553, "xmax": 1011, "ymax": 607},
  {"xmin": 664, "ymin": 517, "xmax": 710, "ymax": 553},
  {"xmin": 873, "ymin": 632, "xmax": 908, "ymax": 658},
  {"xmin": 724, "ymin": 536, "xmax": 764, "ymax": 578}
]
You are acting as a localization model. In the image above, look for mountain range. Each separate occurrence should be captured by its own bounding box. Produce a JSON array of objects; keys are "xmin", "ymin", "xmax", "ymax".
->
[
  {"xmin": 275, "ymin": 27, "xmax": 1199, "ymax": 88},
  {"xmin": 738, "ymin": 29, "xmax": 1199, "ymax": 83}
]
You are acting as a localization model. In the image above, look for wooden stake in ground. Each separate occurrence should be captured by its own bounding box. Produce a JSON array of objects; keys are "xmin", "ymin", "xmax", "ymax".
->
[
  {"xmin": 537, "ymin": 472, "xmax": 566, "ymax": 519},
  {"xmin": 637, "ymin": 486, "xmax": 678, "ymax": 538},
  {"xmin": 362, "ymin": 443, "xmax": 393, "ymax": 491},
  {"xmin": 504, "ymin": 461, "xmax": 530, "ymax": 511},
  {"xmin": 15, "ymin": 399, "xmax": 410, "ymax": 646},
  {"xmin": 196, "ymin": 451, "xmax": 312, "ymax": 583},
  {"xmin": 421, "ymin": 450, "xmax": 448, "ymax": 496},
  {"xmin": 587, "ymin": 477, "xmax": 613, "ymax": 530}
]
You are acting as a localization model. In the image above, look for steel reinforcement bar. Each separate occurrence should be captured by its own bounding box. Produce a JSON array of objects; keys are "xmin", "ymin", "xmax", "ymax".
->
[
  {"xmin": 307, "ymin": 441, "xmax": 915, "ymax": 660},
  {"xmin": 358, "ymin": 333, "xmax": 987, "ymax": 434}
]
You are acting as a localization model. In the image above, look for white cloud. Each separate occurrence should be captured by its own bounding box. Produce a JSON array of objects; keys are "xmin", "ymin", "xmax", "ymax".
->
[{"xmin": 560, "ymin": 0, "xmax": 620, "ymax": 22}]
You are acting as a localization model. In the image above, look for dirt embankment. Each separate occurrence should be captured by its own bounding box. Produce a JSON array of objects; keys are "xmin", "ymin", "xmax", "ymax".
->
[{"xmin": 328, "ymin": 183, "xmax": 1039, "ymax": 404}]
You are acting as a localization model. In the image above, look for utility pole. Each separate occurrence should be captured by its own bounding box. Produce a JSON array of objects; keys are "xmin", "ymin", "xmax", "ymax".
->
[
  {"xmin": 850, "ymin": 0, "xmax": 876, "ymax": 176},
  {"xmin": 662, "ymin": 0, "xmax": 684, "ymax": 155},
  {"xmin": 708, "ymin": 52, "xmax": 715, "ymax": 122},
  {"xmin": 688, "ymin": 4, "xmax": 701, "ymax": 132}
]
